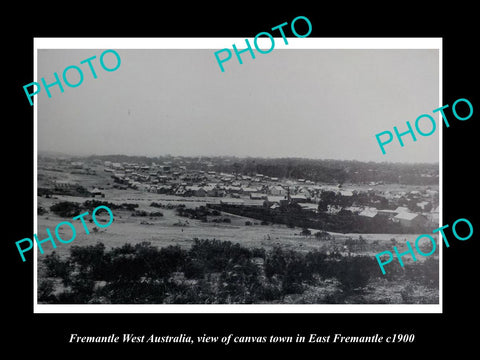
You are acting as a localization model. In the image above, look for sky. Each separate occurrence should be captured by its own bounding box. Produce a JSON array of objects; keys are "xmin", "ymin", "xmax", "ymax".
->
[{"xmin": 37, "ymin": 47, "xmax": 439, "ymax": 163}]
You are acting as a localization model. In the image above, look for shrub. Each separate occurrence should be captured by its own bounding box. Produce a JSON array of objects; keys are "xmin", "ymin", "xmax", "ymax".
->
[
  {"xmin": 121, "ymin": 203, "xmax": 139, "ymax": 211},
  {"xmin": 44, "ymin": 252, "xmax": 71, "ymax": 278},
  {"xmin": 38, "ymin": 279, "xmax": 57, "ymax": 303},
  {"xmin": 400, "ymin": 283, "xmax": 416, "ymax": 304},
  {"xmin": 305, "ymin": 250, "xmax": 329, "ymax": 276},
  {"xmin": 40, "ymin": 236, "xmax": 412, "ymax": 305},
  {"xmin": 264, "ymin": 247, "xmax": 311, "ymax": 295},
  {"xmin": 251, "ymin": 247, "xmax": 266, "ymax": 259},
  {"xmin": 404, "ymin": 257, "xmax": 439, "ymax": 288},
  {"xmin": 300, "ymin": 228, "xmax": 311, "ymax": 236},
  {"xmin": 314, "ymin": 231, "xmax": 330, "ymax": 240},
  {"xmin": 183, "ymin": 258, "xmax": 205, "ymax": 279},
  {"xmin": 69, "ymin": 243, "xmax": 108, "ymax": 281},
  {"xmin": 255, "ymin": 283, "xmax": 282, "ymax": 301},
  {"xmin": 50, "ymin": 201, "xmax": 82, "ymax": 217},
  {"xmin": 335, "ymin": 256, "xmax": 376, "ymax": 292}
]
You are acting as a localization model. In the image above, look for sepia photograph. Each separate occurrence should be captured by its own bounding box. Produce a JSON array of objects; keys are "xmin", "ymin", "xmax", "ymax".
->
[{"xmin": 34, "ymin": 40, "xmax": 441, "ymax": 310}]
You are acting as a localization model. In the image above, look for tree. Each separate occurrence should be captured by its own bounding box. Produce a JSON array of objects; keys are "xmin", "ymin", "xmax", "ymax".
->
[
  {"xmin": 314, "ymin": 231, "xmax": 330, "ymax": 240},
  {"xmin": 50, "ymin": 201, "xmax": 81, "ymax": 217},
  {"xmin": 336, "ymin": 256, "xmax": 375, "ymax": 292},
  {"xmin": 300, "ymin": 228, "xmax": 311, "ymax": 236}
]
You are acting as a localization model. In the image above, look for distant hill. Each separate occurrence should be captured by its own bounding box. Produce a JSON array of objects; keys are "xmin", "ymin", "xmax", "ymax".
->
[{"xmin": 38, "ymin": 150, "xmax": 76, "ymax": 158}]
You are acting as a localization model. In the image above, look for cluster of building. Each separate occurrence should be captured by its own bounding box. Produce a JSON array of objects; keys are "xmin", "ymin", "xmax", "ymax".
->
[
  {"xmin": 103, "ymin": 160, "xmax": 439, "ymax": 227},
  {"xmin": 358, "ymin": 206, "xmax": 438, "ymax": 228},
  {"xmin": 38, "ymin": 156, "xmax": 439, "ymax": 229}
]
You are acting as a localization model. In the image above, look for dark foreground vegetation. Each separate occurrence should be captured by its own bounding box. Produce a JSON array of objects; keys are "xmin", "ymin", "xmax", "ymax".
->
[{"xmin": 39, "ymin": 239, "xmax": 438, "ymax": 304}]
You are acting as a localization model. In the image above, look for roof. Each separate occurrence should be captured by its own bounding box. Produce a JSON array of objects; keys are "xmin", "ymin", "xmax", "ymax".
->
[
  {"xmin": 394, "ymin": 212, "xmax": 419, "ymax": 221},
  {"xmin": 377, "ymin": 209, "xmax": 397, "ymax": 214},
  {"xmin": 345, "ymin": 206, "xmax": 362, "ymax": 213},
  {"xmin": 220, "ymin": 199, "xmax": 244, "ymax": 205},
  {"xmin": 417, "ymin": 201, "xmax": 430, "ymax": 207},
  {"xmin": 266, "ymin": 196, "xmax": 286, "ymax": 203},
  {"xmin": 300, "ymin": 204, "xmax": 318, "ymax": 211},
  {"xmin": 242, "ymin": 187, "xmax": 259, "ymax": 192},
  {"xmin": 291, "ymin": 195, "xmax": 307, "ymax": 202},
  {"xmin": 359, "ymin": 209, "xmax": 378, "ymax": 218},
  {"xmin": 185, "ymin": 186, "xmax": 204, "ymax": 191},
  {"xmin": 291, "ymin": 195, "xmax": 307, "ymax": 199}
]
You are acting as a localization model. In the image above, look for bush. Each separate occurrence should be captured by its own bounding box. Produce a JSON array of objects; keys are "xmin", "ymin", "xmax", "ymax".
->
[
  {"xmin": 400, "ymin": 283, "xmax": 416, "ymax": 304},
  {"xmin": 305, "ymin": 250, "xmax": 329, "ymax": 275},
  {"xmin": 38, "ymin": 279, "xmax": 57, "ymax": 303},
  {"xmin": 183, "ymin": 258, "xmax": 205, "ymax": 279},
  {"xmin": 300, "ymin": 228, "xmax": 311, "ymax": 236},
  {"xmin": 245, "ymin": 221, "xmax": 252, "ymax": 226},
  {"xmin": 121, "ymin": 203, "xmax": 139, "ymax": 211},
  {"xmin": 251, "ymin": 247, "xmax": 266, "ymax": 259},
  {"xmin": 264, "ymin": 247, "xmax": 311, "ymax": 295},
  {"xmin": 69, "ymin": 243, "xmax": 108, "ymax": 281},
  {"xmin": 44, "ymin": 252, "xmax": 71, "ymax": 278},
  {"xmin": 404, "ymin": 257, "xmax": 439, "ymax": 288},
  {"xmin": 335, "ymin": 256, "xmax": 377, "ymax": 292},
  {"xmin": 40, "ymin": 236, "xmax": 419, "ymax": 305},
  {"xmin": 314, "ymin": 231, "xmax": 330, "ymax": 240},
  {"xmin": 50, "ymin": 201, "xmax": 81, "ymax": 217},
  {"xmin": 256, "ymin": 283, "xmax": 282, "ymax": 301}
]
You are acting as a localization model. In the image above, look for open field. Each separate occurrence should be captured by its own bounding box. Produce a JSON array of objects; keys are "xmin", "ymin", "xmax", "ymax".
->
[
  {"xmin": 37, "ymin": 181, "xmax": 431, "ymax": 248},
  {"xmin": 36, "ymin": 190, "xmax": 435, "ymax": 277}
]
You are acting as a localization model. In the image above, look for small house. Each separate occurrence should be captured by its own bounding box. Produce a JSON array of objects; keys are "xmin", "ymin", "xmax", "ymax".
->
[{"xmin": 394, "ymin": 212, "xmax": 428, "ymax": 227}]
